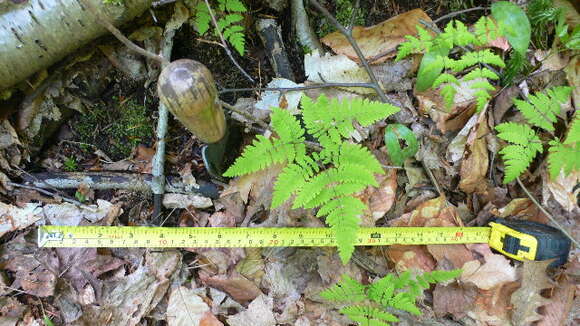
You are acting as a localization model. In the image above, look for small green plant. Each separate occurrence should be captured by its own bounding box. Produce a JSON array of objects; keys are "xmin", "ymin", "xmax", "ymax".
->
[
  {"xmin": 396, "ymin": 16, "xmax": 505, "ymax": 111},
  {"xmin": 63, "ymin": 157, "xmax": 79, "ymax": 172},
  {"xmin": 528, "ymin": 0, "xmax": 579, "ymax": 50},
  {"xmin": 224, "ymin": 95, "xmax": 399, "ymax": 263},
  {"xmin": 383, "ymin": 124, "xmax": 419, "ymax": 166},
  {"xmin": 495, "ymin": 86, "xmax": 578, "ymax": 183},
  {"xmin": 194, "ymin": 0, "xmax": 247, "ymax": 55},
  {"xmin": 321, "ymin": 269, "xmax": 462, "ymax": 326}
]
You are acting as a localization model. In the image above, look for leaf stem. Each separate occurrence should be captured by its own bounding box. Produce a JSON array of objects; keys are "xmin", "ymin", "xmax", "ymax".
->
[{"xmin": 516, "ymin": 177, "xmax": 579, "ymax": 247}]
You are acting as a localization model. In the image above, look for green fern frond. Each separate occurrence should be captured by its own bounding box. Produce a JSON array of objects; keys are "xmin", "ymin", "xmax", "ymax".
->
[
  {"xmin": 496, "ymin": 122, "xmax": 540, "ymax": 146},
  {"xmin": 216, "ymin": 13, "xmax": 243, "ymax": 31},
  {"xmin": 474, "ymin": 16, "xmax": 501, "ymax": 45},
  {"xmin": 301, "ymin": 95, "xmax": 399, "ymax": 146},
  {"xmin": 389, "ymin": 293, "xmax": 421, "ymax": 315},
  {"xmin": 464, "ymin": 67, "xmax": 499, "ymax": 81},
  {"xmin": 495, "ymin": 122, "xmax": 544, "ymax": 182},
  {"xmin": 514, "ymin": 86, "xmax": 571, "ymax": 132},
  {"xmin": 499, "ymin": 145, "xmax": 539, "ymax": 182},
  {"xmin": 395, "ymin": 26, "xmax": 434, "ymax": 61},
  {"xmin": 271, "ymin": 164, "xmax": 308, "ymax": 208},
  {"xmin": 438, "ymin": 20, "xmax": 477, "ymax": 48},
  {"xmin": 547, "ymin": 112, "xmax": 580, "ymax": 178},
  {"xmin": 340, "ymin": 306, "xmax": 399, "ymax": 326},
  {"xmin": 325, "ymin": 196, "xmax": 365, "ymax": 263},
  {"xmin": 432, "ymin": 73, "xmax": 459, "ymax": 87},
  {"xmin": 320, "ymin": 275, "xmax": 367, "ymax": 303},
  {"xmin": 548, "ymin": 140, "xmax": 580, "ymax": 178},
  {"xmin": 565, "ymin": 111, "xmax": 580, "ymax": 144},
  {"xmin": 453, "ymin": 50, "xmax": 505, "ymax": 72},
  {"xmin": 440, "ymin": 84, "xmax": 457, "ymax": 108},
  {"xmin": 194, "ymin": 2, "xmax": 211, "ymax": 35},
  {"xmin": 218, "ymin": 0, "xmax": 246, "ymax": 12}
]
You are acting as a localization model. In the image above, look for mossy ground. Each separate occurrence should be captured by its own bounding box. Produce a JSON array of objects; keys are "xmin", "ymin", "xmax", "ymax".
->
[{"xmin": 73, "ymin": 97, "xmax": 153, "ymax": 160}]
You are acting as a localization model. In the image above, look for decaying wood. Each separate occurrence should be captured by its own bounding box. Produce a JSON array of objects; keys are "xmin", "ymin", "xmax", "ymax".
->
[
  {"xmin": 256, "ymin": 19, "xmax": 295, "ymax": 81},
  {"xmin": 0, "ymin": 0, "xmax": 152, "ymax": 91},
  {"xmin": 23, "ymin": 172, "xmax": 219, "ymax": 199}
]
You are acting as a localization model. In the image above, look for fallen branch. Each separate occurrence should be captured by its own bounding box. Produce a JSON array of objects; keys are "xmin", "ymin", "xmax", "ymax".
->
[
  {"xmin": 22, "ymin": 172, "xmax": 219, "ymax": 199},
  {"xmin": 256, "ymin": 18, "xmax": 295, "ymax": 81},
  {"xmin": 291, "ymin": 0, "xmax": 324, "ymax": 53}
]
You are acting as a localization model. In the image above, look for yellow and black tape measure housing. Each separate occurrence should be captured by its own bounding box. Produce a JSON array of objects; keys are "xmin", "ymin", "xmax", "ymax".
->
[{"xmin": 488, "ymin": 218, "xmax": 571, "ymax": 267}]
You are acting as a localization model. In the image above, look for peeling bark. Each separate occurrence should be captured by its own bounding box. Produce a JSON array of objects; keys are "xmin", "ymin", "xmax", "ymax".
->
[{"xmin": 0, "ymin": 0, "xmax": 152, "ymax": 91}]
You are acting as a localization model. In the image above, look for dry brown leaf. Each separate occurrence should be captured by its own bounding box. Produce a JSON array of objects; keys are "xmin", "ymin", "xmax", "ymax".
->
[
  {"xmin": 564, "ymin": 56, "xmax": 579, "ymax": 105},
  {"xmin": 543, "ymin": 169, "xmax": 580, "ymax": 212},
  {"xmin": 433, "ymin": 282, "xmax": 477, "ymax": 318},
  {"xmin": 303, "ymin": 51, "xmax": 373, "ymax": 95},
  {"xmin": 459, "ymin": 109, "xmax": 490, "ymax": 194},
  {"xmin": 166, "ymin": 286, "xmax": 221, "ymax": 326},
  {"xmin": 461, "ymin": 254, "xmax": 517, "ymax": 290},
  {"xmin": 536, "ymin": 279, "xmax": 576, "ymax": 326},
  {"xmin": 468, "ymin": 281, "xmax": 520, "ymax": 325},
  {"xmin": 366, "ymin": 169, "xmax": 397, "ymax": 222},
  {"xmin": 0, "ymin": 202, "xmax": 42, "ymax": 238},
  {"xmin": 416, "ymin": 78, "xmax": 486, "ymax": 132},
  {"xmin": 226, "ymin": 295, "xmax": 276, "ymax": 326},
  {"xmin": 386, "ymin": 245, "xmax": 436, "ymax": 273},
  {"xmin": 199, "ymin": 270, "xmax": 263, "ymax": 304},
  {"xmin": 510, "ymin": 260, "xmax": 553, "ymax": 325},
  {"xmin": 321, "ymin": 9, "xmax": 432, "ymax": 63}
]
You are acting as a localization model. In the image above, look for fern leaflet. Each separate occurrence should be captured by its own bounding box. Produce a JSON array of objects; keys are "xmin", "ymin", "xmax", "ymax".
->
[
  {"xmin": 194, "ymin": 0, "xmax": 247, "ymax": 55},
  {"xmin": 547, "ymin": 111, "xmax": 580, "ymax": 178},
  {"xmin": 515, "ymin": 86, "xmax": 572, "ymax": 132}
]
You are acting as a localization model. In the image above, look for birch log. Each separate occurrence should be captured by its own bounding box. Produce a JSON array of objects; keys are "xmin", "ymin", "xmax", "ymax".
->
[{"xmin": 0, "ymin": 0, "xmax": 152, "ymax": 91}]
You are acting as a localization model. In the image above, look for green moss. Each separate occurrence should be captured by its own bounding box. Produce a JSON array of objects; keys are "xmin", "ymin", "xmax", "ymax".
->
[
  {"xmin": 317, "ymin": 0, "xmax": 366, "ymax": 37},
  {"xmin": 74, "ymin": 98, "xmax": 153, "ymax": 160}
]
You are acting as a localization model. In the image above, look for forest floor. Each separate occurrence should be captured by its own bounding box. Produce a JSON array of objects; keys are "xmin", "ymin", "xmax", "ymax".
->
[{"xmin": 0, "ymin": 0, "xmax": 579, "ymax": 325}]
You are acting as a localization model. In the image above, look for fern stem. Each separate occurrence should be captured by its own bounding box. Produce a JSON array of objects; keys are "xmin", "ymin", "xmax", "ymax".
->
[
  {"xmin": 203, "ymin": 0, "xmax": 255, "ymax": 83},
  {"xmin": 516, "ymin": 177, "xmax": 579, "ymax": 247},
  {"xmin": 308, "ymin": 0, "xmax": 390, "ymax": 104}
]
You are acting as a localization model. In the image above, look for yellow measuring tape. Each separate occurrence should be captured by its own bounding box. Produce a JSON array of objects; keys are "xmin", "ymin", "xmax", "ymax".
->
[
  {"xmin": 38, "ymin": 225, "xmax": 489, "ymax": 248},
  {"xmin": 37, "ymin": 219, "xmax": 571, "ymax": 264}
]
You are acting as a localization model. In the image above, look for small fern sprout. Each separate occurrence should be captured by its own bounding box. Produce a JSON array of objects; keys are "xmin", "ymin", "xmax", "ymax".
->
[
  {"xmin": 224, "ymin": 95, "xmax": 399, "ymax": 264},
  {"xmin": 320, "ymin": 269, "xmax": 462, "ymax": 326}
]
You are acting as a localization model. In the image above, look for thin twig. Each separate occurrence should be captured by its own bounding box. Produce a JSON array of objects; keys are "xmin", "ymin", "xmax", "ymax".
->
[
  {"xmin": 433, "ymin": 7, "xmax": 489, "ymax": 24},
  {"xmin": 516, "ymin": 177, "xmax": 579, "ymax": 247},
  {"xmin": 79, "ymin": 0, "xmax": 167, "ymax": 65},
  {"xmin": 7, "ymin": 182, "xmax": 95, "ymax": 211},
  {"xmin": 219, "ymin": 82, "xmax": 380, "ymax": 94},
  {"xmin": 203, "ymin": 0, "xmax": 255, "ymax": 83},
  {"xmin": 308, "ymin": 0, "xmax": 389, "ymax": 104}
]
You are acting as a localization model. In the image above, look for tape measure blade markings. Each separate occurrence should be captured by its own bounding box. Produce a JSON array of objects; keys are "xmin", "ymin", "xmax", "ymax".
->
[{"xmin": 38, "ymin": 226, "xmax": 491, "ymax": 248}]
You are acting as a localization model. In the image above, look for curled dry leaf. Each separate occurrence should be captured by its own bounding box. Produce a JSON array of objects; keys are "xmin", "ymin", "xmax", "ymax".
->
[
  {"xmin": 321, "ymin": 9, "xmax": 432, "ymax": 64},
  {"xmin": 510, "ymin": 260, "xmax": 552, "ymax": 326}
]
